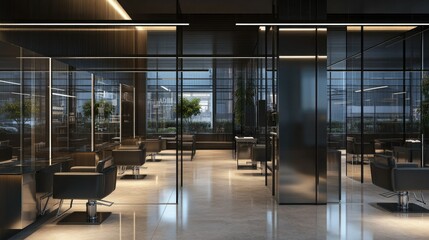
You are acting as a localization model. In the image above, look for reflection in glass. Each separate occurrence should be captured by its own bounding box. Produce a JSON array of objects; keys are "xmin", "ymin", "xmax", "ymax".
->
[{"xmin": 94, "ymin": 76, "xmax": 120, "ymax": 149}]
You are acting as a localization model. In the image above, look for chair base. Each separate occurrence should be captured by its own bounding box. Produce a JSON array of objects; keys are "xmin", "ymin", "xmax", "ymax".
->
[
  {"xmin": 151, "ymin": 154, "xmax": 162, "ymax": 162},
  {"xmin": 376, "ymin": 203, "xmax": 429, "ymax": 213},
  {"xmin": 57, "ymin": 211, "xmax": 111, "ymax": 225},
  {"xmin": 237, "ymin": 164, "xmax": 257, "ymax": 170},
  {"xmin": 120, "ymin": 174, "xmax": 147, "ymax": 179}
]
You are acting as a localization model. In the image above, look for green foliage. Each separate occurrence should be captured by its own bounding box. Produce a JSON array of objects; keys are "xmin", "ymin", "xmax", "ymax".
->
[
  {"xmin": 176, "ymin": 98, "xmax": 201, "ymax": 121},
  {"xmin": 234, "ymin": 75, "xmax": 255, "ymax": 126},
  {"xmin": 0, "ymin": 99, "xmax": 36, "ymax": 124},
  {"xmin": 82, "ymin": 100, "xmax": 115, "ymax": 119}
]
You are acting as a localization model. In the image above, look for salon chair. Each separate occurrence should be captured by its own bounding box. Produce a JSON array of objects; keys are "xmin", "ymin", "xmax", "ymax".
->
[
  {"xmin": 53, "ymin": 157, "xmax": 117, "ymax": 224},
  {"xmin": 180, "ymin": 135, "xmax": 196, "ymax": 160},
  {"xmin": 252, "ymin": 144, "xmax": 271, "ymax": 173},
  {"xmin": 112, "ymin": 142, "xmax": 147, "ymax": 179},
  {"xmin": 141, "ymin": 138, "xmax": 162, "ymax": 162},
  {"xmin": 370, "ymin": 154, "xmax": 429, "ymax": 212}
]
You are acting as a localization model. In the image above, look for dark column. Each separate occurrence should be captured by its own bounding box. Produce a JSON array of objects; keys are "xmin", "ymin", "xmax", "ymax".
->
[
  {"xmin": 276, "ymin": 0, "xmax": 327, "ymax": 205},
  {"xmin": 277, "ymin": 28, "xmax": 327, "ymax": 204},
  {"xmin": 135, "ymin": 30, "xmax": 147, "ymax": 137}
]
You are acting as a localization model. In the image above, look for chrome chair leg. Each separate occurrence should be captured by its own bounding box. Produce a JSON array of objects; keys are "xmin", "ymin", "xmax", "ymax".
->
[
  {"xmin": 413, "ymin": 191, "xmax": 427, "ymax": 205},
  {"xmin": 97, "ymin": 199, "xmax": 114, "ymax": 207},
  {"xmin": 56, "ymin": 199, "xmax": 73, "ymax": 217}
]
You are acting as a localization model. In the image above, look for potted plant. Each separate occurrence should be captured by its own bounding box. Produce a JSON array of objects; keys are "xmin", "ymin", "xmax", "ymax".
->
[{"xmin": 176, "ymin": 98, "xmax": 201, "ymax": 133}]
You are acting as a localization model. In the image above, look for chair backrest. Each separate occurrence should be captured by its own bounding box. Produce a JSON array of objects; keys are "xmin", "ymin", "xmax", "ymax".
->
[
  {"xmin": 121, "ymin": 138, "xmax": 139, "ymax": 146},
  {"xmin": 96, "ymin": 156, "xmax": 114, "ymax": 173},
  {"xmin": 180, "ymin": 135, "xmax": 195, "ymax": 142},
  {"xmin": 346, "ymin": 137, "xmax": 355, "ymax": 154},
  {"xmin": 144, "ymin": 139, "xmax": 161, "ymax": 153},
  {"xmin": 370, "ymin": 154, "xmax": 395, "ymax": 191},
  {"xmin": 353, "ymin": 142, "xmax": 375, "ymax": 154},
  {"xmin": 112, "ymin": 145, "xmax": 146, "ymax": 166},
  {"xmin": 73, "ymin": 152, "xmax": 99, "ymax": 166}
]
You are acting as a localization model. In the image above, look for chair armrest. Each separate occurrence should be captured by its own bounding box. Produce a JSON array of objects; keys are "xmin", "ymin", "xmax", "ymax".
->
[
  {"xmin": 396, "ymin": 163, "xmax": 419, "ymax": 168},
  {"xmin": 392, "ymin": 168, "xmax": 429, "ymax": 191},
  {"xmin": 70, "ymin": 166, "xmax": 97, "ymax": 172}
]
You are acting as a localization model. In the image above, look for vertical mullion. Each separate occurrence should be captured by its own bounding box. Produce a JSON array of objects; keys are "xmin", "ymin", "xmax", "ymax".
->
[
  {"xmin": 91, "ymin": 74, "xmax": 95, "ymax": 152},
  {"xmin": 48, "ymin": 58, "xmax": 52, "ymax": 165},
  {"xmin": 119, "ymin": 84, "xmax": 122, "ymax": 141},
  {"xmin": 175, "ymin": 26, "xmax": 180, "ymax": 204},
  {"xmin": 360, "ymin": 26, "xmax": 364, "ymax": 183},
  {"xmin": 403, "ymin": 35, "xmax": 407, "ymax": 144},
  {"xmin": 421, "ymin": 27, "xmax": 425, "ymax": 167},
  {"xmin": 264, "ymin": 26, "xmax": 268, "ymax": 187}
]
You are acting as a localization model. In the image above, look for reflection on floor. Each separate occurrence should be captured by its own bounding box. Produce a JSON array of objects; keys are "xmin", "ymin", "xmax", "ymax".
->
[{"xmin": 21, "ymin": 150, "xmax": 429, "ymax": 240}]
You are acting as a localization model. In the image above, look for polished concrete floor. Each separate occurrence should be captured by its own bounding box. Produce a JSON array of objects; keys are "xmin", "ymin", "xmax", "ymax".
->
[{"xmin": 20, "ymin": 150, "xmax": 429, "ymax": 240}]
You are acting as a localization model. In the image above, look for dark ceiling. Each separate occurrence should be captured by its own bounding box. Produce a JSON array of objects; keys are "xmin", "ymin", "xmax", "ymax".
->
[
  {"xmin": 119, "ymin": 0, "xmax": 272, "ymax": 16},
  {"xmin": 0, "ymin": 0, "xmax": 263, "ymax": 72}
]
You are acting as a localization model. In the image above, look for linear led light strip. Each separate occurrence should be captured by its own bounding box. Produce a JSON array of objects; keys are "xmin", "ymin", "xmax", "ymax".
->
[
  {"xmin": 52, "ymin": 92, "xmax": 76, "ymax": 98},
  {"xmin": 107, "ymin": 0, "xmax": 131, "ymax": 20},
  {"xmin": 347, "ymin": 26, "xmax": 415, "ymax": 31},
  {"xmin": 17, "ymin": 56, "xmax": 269, "ymax": 59},
  {"xmin": 11, "ymin": 92, "xmax": 30, "ymax": 96},
  {"xmin": 51, "ymin": 87, "xmax": 65, "ymax": 91},
  {"xmin": 0, "ymin": 79, "xmax": 21, "ymax": 85},
  {"xmin": 0, "ymin": 23, "xmax": 188, "ymax": 26},
  {"xmin": 161, "ymin": 86, "xmax": 171, "ymax": 92},
  {"xmin": 355, "ymin": 86, "xmax": 388, "ymax": 93},
  {"xmin": 279, "ymin": 55, "xmax": 327, "ymax": 59},
  {"xmin": 279, "ymin": 28, "xmax": 327, "ymax": 31},
  {"xmin": 393, "ymin": 91, "xmax": 407, "ymax": 95},
  {"xmin": 11, "ymin": 92, "xmax": 45, "ymax": 98},
  {"xmin": 261, "ymin": 26, "xmax": 413, "ymax": 31},
  {"xmin": 237, "ymin": 23, "xmax": 426, "ymax": 26}
]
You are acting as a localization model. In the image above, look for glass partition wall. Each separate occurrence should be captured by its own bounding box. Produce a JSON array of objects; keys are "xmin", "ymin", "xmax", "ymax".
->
[
  {"xmin": 328, "ymin": 26, "xmax": 428, "ymax": 184},
  {"xmin": 0, "ymin": 25, "xmax": 182, "ymax": 206},
  {"xmin": 0, "ymin": 23, "xmax": 281, "ymax": 209}
]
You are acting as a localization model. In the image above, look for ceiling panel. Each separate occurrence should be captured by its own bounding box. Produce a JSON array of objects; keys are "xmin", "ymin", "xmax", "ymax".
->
[
  {"xmin": 119, "ymin": 0, "xmax": 177, "ymax": 16},
  {"xmin": 120, "ymin": 0, "xmax": 272, "ymax": 17},
  {"xmin": 179, "ymin": 0, "xmax": 272, "ymax": 14}
]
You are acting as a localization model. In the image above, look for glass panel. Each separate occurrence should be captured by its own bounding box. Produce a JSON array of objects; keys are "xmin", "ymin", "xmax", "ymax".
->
[
  {"xmin": 22, "ymin": 52, "xmax": 49, "ymax": 166},
  {"xmin": 73, "ymin": 71, "xmax": 93, "ymax": 152},
  {"xmin": 120, "ymin": 84, "xmax": 134, "ymax": 139},
  {"xmin": 181, "ymin": 69, "xmax": 213, "ymax": 134},
  {"xmin": 328, "ymin": 71, "xmax": 346, "ymax": 151},
  {"xmin": 331, "ymin": 27, "xmax": 426, "ymax": 187},
  {"xmin": 146, "ymin": 68, "xmax": 177, "ymax": 134},
  {"xmin": 215, "ymin": 60, "xmax": 234, "ymax": 135},
  {"xmin": 51, "ymin": 62, "xmax": 93, "ymax": 158},
  {"xmin": 94, "ymin": 76, "xmax": 120, "ymax": 149},
  {"xmin": 0, "ymin": 42, "xmax": 22, "ymax": 167}
]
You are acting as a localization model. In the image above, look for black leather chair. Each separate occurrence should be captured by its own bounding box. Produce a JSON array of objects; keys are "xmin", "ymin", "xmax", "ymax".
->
[
  {"xmin": 112, "ymin": 142, "xmax": 147, "ymax": 179},
  {"xmin": 252, "ymin": 144, "xmax": 271, "ymax": 173},
  {"xmin": 142, "ymin": 138, "xmax": 162, "ymax": 162},
  {"xmin": 53, "ymin": 158, "xmax": 117, "ymax": 224},
  {"xmin": 180, "ymin": 135, "xmax": 196, "ymax": 160},
  {"xmin": 346, "ymin": 137, "xmax": 375, "ymax": 164},
  {"xmin": 370, "ymin": 154, "xmax": 429, "ymax": 212}
]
